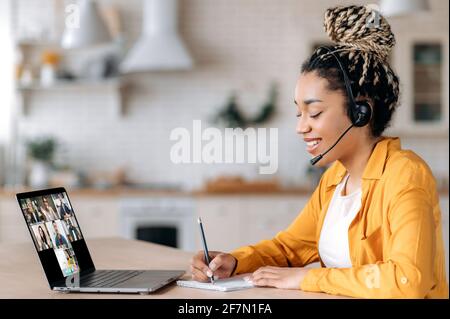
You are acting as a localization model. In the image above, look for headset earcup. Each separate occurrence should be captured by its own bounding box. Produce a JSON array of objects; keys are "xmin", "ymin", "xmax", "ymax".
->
[{"xmin": 353, "ymin": 102, "xmax": 372, "ymax": 127}]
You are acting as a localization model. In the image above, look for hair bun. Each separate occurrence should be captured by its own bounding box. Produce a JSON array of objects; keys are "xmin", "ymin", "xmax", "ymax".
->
[{"xmin": 324, "ymin": 5, "xmax": 395, "ymax": 60}]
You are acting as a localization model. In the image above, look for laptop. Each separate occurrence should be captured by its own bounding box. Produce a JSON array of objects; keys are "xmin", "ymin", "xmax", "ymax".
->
[{"xmin": 16, "ymin": 187, "xmax": 185, "ymax": 294}]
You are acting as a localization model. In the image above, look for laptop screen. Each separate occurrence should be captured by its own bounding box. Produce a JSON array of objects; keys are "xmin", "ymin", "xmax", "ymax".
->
[{"xmin": 16, "ymin": 188, "xmax": 95, "ymax": 288}]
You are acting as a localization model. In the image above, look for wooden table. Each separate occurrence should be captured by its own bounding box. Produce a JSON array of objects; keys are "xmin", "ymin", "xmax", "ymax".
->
[{"xmin": 0, "ymin": 237, "xmax": 348, "ymax": 299}]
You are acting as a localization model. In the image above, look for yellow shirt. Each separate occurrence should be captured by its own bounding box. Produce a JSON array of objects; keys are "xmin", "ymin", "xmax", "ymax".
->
[{"xmin": 231, "ymin": 137, "xmax": 448, "ymax": 298}]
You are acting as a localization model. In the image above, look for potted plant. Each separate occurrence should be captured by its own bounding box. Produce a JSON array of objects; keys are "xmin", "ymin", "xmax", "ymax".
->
[{"xmin": 26, "ymin": 137, "xmax": 57, "ymax": 188}]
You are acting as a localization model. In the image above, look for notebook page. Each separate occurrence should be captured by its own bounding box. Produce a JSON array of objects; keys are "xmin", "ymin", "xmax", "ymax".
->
[{"xmin": 177, "ymin": 277, "xmax": 254, "ymax": 292}]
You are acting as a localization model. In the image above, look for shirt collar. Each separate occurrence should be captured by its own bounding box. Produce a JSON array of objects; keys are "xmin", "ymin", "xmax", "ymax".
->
[{"xmin": 325, "ymin": 136, "xmax": 401, "ymax": 189}]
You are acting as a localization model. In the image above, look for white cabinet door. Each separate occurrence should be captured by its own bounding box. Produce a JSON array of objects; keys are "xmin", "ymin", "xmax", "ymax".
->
[
  {"xmin": 240, "ymin": 196, "xmax": 308, "ymax": 245},
  {"xmin": 195, "ymin": 196, "xmax": 310, "ymax": 253},
  {"xmin": 0, "ymin": 196, "xmax": 120, "ymax": 242},
  {"xmin": 69, "ymin": 197, "xmax": 119, "ymax": 239},
  {"xmin": 195, "ymin": 197, "xmax": 243, "ymax": 252}
]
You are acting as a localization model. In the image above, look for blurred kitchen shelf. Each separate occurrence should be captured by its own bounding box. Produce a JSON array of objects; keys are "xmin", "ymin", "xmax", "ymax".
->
[
  {"xmin": 16, "ymin": 77, "xmax": 128, "ymax": 117},
  {"xmin": 16, "ymin": 39, "xmax": 61, "ymax": 48},
  {"xmin": 17, "ymin": 78, "xmax": 121, "ymax": 90}
]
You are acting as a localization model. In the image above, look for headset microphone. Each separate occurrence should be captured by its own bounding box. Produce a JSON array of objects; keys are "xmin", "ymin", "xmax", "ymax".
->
[{"xmin": 310, "ymin": 123, "xmax": 354, "ymax": 165}]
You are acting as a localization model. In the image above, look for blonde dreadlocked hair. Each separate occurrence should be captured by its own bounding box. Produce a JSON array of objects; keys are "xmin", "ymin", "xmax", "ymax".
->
[{"xmin": 301, "ymin": 5, "xmax": 400, "ymax": 137}]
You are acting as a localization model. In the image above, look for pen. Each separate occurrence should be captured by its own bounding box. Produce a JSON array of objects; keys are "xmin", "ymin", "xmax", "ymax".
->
[{"xmin": 197, "ymin": 217, "xmax": 215, "ymax": 284}]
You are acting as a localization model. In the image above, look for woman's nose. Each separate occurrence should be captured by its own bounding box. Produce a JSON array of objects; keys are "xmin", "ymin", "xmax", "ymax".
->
[{"xmin": 296, "ymin": 116, "xmax": 311, "ymax": 135}]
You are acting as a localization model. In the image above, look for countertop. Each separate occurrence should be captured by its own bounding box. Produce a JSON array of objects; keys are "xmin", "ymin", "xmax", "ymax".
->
[
  {"xmin": 0, "ymin": 186, "xmax": 448, "ymax": 198},
  {"xmin": 0, "ymin": 237, "xmax": 349, "ymax": 299}
]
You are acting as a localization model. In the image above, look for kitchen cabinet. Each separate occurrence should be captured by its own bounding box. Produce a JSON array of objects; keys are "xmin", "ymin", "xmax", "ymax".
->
[
  {"xmin": 69, "ymin": 196, "xmax": 119, "ymax": 239},
  {"xmin": 194, "ymin": 197, "xmax": 243, "ymax": 252},
  {"xmin": 194, "ymin": 195, "xmax": 309, "ymax": 252},
  {"xmin": 239, "ymin": 197, "xmax": 308, "ymax": 245},
  {"xmin": 0, "ymin": 196, "xmax": 120, "ymax": 242},
  {"xmin": 389, "ymin": 32, "xmax": 449, "ymax": 137}
]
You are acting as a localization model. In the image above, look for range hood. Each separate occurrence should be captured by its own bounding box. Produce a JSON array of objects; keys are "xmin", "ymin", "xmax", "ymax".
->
[{"xmin": 120, "ymin": 0, "xmax": 193, "ymax": 73}]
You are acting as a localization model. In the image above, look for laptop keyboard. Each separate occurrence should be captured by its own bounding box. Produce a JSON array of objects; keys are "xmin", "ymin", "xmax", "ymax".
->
[{"xmin": 80, "ymin": 270, "xmax": 144, "ymax": 288}]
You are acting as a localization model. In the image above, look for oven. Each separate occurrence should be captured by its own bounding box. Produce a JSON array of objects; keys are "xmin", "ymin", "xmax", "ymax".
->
[{"xmin": 119, "ymin": 197, "xmax": 196, "ymax": 252}]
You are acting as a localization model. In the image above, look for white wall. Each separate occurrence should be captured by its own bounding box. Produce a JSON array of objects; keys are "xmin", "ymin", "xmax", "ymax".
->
[
  {"xmin": 12, "ymin": 0, "xmax": 449, "ymax": 190},
  {"xmin": 0, "ymin": 0, "xmax": 14, "ymax": 186}
]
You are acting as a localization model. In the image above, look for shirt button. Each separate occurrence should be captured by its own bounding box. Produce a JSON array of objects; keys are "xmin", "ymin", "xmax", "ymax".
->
[{"xmin": 401, "ymin": 277, "xmax": 408, "ymax": 284}]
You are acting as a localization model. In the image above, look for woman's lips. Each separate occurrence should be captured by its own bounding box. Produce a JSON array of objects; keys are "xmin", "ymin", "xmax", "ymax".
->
[{"xmin": 305, "ymin": 138, "xmax": 322, "ymax": 154}]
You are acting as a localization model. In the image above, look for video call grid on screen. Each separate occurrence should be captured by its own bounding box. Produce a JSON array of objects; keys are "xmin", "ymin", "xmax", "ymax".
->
[{"xmin": 19, "ymin": 192, "xmax": 83, "ymax": 278}]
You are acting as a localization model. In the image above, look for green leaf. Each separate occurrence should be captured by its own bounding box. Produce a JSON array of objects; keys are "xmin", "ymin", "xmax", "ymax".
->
[{"xmin": 26, "ymin": 137, "xmax": 58, "ymax": 163}]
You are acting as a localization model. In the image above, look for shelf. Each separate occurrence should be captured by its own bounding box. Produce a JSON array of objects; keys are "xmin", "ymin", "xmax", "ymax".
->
[
  {"xmin": 16, "ymin": 78, "xmax": 122, "ymax": 91},
  {"xmin": 16, "ymin": 39, "xmax": 61, "ymax": 48},
  {"xmin": 16, "ymin": 77, "xmax": 128, "ymax": 117}
]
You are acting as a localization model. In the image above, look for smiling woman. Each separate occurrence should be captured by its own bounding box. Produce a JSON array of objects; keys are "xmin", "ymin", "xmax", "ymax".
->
[{"xmin": 189, "ymin": 5, "xmax": 448, "ymax": 299}]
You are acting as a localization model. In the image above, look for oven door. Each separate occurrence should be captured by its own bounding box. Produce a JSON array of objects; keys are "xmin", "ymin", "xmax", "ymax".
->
[{"xmin": 119, "ymin": 197, "xmax": 196, "ymax": 251}]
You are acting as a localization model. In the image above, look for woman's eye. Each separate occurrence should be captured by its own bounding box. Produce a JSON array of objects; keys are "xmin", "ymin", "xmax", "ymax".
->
[
  {"xmin": 296, "ymin": 113, "xmax": 302, "ymax": 118},
  {"xmin": 310, "ymin": 112, "xmax": 322, "ymax": 118}
]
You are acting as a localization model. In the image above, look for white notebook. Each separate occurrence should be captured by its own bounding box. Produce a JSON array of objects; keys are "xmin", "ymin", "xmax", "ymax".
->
[{"xmin": 177, "ymin": 277, "xmax": 254, "ymax": 292}]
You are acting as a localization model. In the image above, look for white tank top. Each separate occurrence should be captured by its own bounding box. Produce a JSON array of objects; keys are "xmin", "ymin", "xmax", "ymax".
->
[{"xmin": 318, "ymin": 174, "xmax": 362, "ymax": 268}]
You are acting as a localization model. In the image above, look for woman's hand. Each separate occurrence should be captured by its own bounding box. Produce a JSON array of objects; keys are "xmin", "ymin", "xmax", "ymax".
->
[
  {"xmin": 190, "ymin": 251, "xmax": 237, "ymax": 282},
  {"xmin": 248, "ymin": 266, "xmax": 310, "ymax": 290}
]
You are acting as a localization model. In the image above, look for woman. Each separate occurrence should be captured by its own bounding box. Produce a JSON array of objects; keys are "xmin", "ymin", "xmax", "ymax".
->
[
  {"xmin": 38, "ymin": 225, "xmax": 52, "ymax": 251},
  {"xmin": 190, "ymin": 5, "xmax": 448, "ymax": 298}
]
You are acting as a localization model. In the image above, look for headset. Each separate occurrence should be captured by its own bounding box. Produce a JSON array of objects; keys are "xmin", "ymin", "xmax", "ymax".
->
[{"xmin": 309, "ymin": 47, "xmax": 373, "ymax": 165}]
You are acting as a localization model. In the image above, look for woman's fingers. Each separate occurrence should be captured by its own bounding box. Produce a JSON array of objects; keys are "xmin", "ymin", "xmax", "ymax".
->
[
  {"xmin": 190, "ymin": 252, "xmax": 212, "ymax": 276},
  {"xmin": 209, "ymin": 253, "xmax": 236, "ymax": 274},
  {"xmin": 250, "ymin": 267, "xmax": 281, "ymax": 286},
  {"xmin": 252, "ymin": 276, "xmax": 278, "ymax": 287},
  {"xmin": 189, "ymin": 251, "xmax": 237, "ymax": 282},
  {"xmin": 190, "ymin": 251, "xmax": 227, "ymax": 279},
  {"xmin": 253, "ymin": 270, "xmax": 279, "ymax": 280},
  {"xmin": 253, "ymin": 266, "xmax": 279, "ymax": 276},
  {"xmin": 209, "ymin": 253, "xmax": 227, "ymax": 271},
  {"xmin": 190, "ymin": 265, "xmax": 210, "ymax": 282}
]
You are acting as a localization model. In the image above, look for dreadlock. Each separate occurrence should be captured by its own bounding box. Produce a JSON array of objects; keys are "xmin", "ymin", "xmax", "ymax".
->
[{"xmin": 301, "ymin": 5, "xmax": 400, "ymax": 137}]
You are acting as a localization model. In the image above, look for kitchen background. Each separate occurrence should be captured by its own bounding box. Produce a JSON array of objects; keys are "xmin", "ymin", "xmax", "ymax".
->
[{"xmin": 0, "ymin": 0, "xmax": 448, "ymax": 278}]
